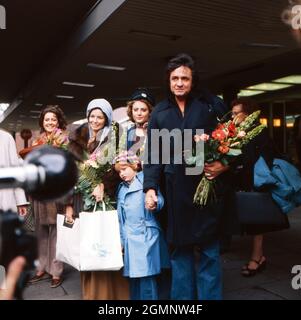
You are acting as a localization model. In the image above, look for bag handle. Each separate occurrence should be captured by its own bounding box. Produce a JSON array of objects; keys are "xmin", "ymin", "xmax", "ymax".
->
[{"xmin": 93, "ymin": 201, "xmax": 106, "ymax": 212}]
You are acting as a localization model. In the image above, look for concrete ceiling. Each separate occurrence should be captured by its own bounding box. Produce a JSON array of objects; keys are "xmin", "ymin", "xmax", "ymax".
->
[{"xmin": 0, "ymin": 0, "xmax": 300, "ymax": 131}]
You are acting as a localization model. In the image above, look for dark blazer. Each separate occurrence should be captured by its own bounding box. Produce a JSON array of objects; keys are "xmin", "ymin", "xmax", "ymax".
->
[{"xmin": 143, "ymin": 94, "xmax": 229, "ymax": 246}]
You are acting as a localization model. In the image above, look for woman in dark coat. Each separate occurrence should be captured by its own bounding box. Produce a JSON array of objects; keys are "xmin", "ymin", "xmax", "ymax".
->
[{"xmin": 231, "ymin": 98, "xmax": 289, "ymax": 277}]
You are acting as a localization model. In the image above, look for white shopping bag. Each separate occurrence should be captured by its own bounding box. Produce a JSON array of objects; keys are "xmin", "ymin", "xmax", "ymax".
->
[
  {"xmin": 56, "ymin": 204, "xmax": 123, "ymax": 271},
  {"xmin": 56, "ymin": 214, "xmax": 81, "ymax": 270},
  {"xmin": 79, "ymin": 203, "xmax": 123, "ymax": 271}
]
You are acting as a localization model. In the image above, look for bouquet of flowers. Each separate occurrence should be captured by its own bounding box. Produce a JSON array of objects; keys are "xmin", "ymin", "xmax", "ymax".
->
[
  {"xmin": 19, "ymin": 128, "xmax": 69, "ymax": 158},
  {"xmin": 32, "ymin": 128, "xmax": 69, "ymax": 148},
  {"xmin": 76, "ymin": 135, "xmax": 118, "ymax": 211},
  {"xmin": 186, "ymin": 110, "xmax": 266, "ymax": 206},
  {"xmin": 45, "ymin": 128, "xmax": 69, "ymax": 149}
]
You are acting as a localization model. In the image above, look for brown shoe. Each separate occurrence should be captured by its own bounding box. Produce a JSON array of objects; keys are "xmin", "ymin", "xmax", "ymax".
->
[
  {"xmin": 28, "ymin": 272, "xmax": 51, "ymax": 284},
  {"xmin": 50, "ymin": 277, "xmax": 63, "ymax": 288}
]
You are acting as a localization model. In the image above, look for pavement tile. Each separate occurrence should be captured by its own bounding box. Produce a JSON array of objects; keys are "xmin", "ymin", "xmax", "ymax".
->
[{"xmin": 224, "ymin": 287, "xmax": 284, "ymax": 300}]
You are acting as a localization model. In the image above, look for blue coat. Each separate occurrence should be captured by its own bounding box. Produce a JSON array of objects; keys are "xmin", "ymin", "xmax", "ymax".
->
[
  {"xmin": 117, "ymin": 171, "xmax": 170, "ymax": 278},
  {"xmin": 254, "ymin": 156, "xmax": 301, "ymax": 213}
]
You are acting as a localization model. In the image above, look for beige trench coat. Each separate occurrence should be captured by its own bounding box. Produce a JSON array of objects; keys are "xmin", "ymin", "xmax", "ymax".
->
[{"xmin": 0, "ymin": 129, "xmax": 27, "ymax": 212}]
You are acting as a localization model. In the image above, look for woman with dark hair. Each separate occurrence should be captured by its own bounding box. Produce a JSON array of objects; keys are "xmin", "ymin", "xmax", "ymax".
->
[
  {"xmin": 28, "ymin": 105, "xmax": 68, "ymax": 288},
  {"xmin": 231, "ymin": 98, "xmax": 289, "ymax": 277},
  {"xmin": 66, "ymin": 98, "xmax": 129, "ymax": 300},
  {"xmin": 38, "ymin": 105, "xmax": 67, "ymax": 133}
]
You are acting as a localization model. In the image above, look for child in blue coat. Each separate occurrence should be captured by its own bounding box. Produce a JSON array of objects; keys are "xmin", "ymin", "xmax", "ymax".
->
[{"xmin": 114, "ymin": 151, "xmax": 169, "ymax": 300}]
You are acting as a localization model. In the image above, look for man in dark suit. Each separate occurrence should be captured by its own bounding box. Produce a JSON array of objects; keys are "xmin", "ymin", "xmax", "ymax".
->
[{"xmin": 143, "ymin": 53, "xmax": 228, "ymax": 300}]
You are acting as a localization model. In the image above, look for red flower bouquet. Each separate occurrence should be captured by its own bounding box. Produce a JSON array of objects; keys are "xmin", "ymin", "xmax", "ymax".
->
[{"xmin": 186, "ymin": 110, "xmax": 266, "ymax": 206}]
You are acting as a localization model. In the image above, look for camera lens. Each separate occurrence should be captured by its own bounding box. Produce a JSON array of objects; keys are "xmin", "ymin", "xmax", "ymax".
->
[{"xmin": 0, "ymin": 210, "xmax": 37, "ymax": 269}]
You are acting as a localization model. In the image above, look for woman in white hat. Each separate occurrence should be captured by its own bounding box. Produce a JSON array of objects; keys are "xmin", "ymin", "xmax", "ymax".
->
[{"xmin": 66, "ymin": 98, "xmax": 129, "ymax": 300}]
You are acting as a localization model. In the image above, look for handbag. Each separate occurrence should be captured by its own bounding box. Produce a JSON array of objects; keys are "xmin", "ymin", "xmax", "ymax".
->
[
  {"xmin": 56, "ymin": 203, "xmax": 123, "ymax": 271},
  {"xmin": 235, "ymin": 191, "xmax": 287, "ymax": 225},
  {"xmin": 23, "ymin": 204, "xmax": 35, "ymax": 232}
]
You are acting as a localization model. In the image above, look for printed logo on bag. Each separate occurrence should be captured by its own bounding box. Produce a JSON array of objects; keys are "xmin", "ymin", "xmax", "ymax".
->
[
  {"xmin": 291, "ymin": 265, "xmax": 301, "ymax": 290},
  {"xmin": 0, "ymin": 5, "xmax": 6, "ymax": 29},
  {"xmin": 92, "ymin": 243, "xmax": 110, "ymax": 257},
  {"xmin": 0, "ymin": 265, "xmax": 6, "ymax": 289}
]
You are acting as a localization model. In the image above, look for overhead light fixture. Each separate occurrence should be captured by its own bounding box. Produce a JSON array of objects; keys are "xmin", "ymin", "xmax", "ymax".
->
[
  {"xmin": 272, "ymin": 75, "xmax": 301, "ymax": 84},
  {"xmin": 129, "ymin": 29, "xmax": 181, "ymax": 41},
  {"xmin": 34, "ymin": 103, "xmax": 43, "ymax": 107},
  {"xmin": 0, "ymin": 103, "xmax": 9, "ymax": 112},
  {"xmin": 260, "ymin": 118, "xmax": 268, "ymax": 126},
  {"xmin": 63, "ymin": 81, "xmax": 95, "ymax": 88},
  {"xmin": 243, "ymin": 42, "xmax": 284, "ymax": 49},
  {"xmin": 30, "ymin": 110, "xmax": 41, "ymax": 113},
  {"xmin": 246, "ymin": 83, "xmax": 293, "ymax": 91},
  {"xmin": 238, "ymin": 90, "xmax": 265, "ymax": 97},
  {"xmin": 55, "ymin": 95, "xmax": 74, "ymax": 99},
  {"xmin": 286, "ymin": 115, "xmax": 297, "ymax": 128},
  {"xmin": 87, "ymin": 63, "xmax": 126, "ymax": 71},
  {"xmin": 273, "ymin": 119, "xmax": 281, "ymax": 127}
]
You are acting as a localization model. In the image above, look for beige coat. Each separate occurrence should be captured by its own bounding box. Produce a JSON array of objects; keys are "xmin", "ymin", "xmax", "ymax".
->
[{"xmin": 0, "ymin": 129, "xmax": 27, "ymax": 212}]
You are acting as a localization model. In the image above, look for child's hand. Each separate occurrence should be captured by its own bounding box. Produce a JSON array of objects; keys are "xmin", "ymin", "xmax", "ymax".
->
[{"xmin": 145, "ymin": 189, "xmax": 158, "ymax": 210}]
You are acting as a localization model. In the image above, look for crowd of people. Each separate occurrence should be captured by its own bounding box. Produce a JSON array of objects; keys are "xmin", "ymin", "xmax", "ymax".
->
[{"xmin": 0, "ymin": 53, "xmax": 298, "ymax": 300}]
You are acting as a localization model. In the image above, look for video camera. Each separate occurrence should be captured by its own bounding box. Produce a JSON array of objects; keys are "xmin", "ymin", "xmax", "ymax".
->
[
  {"xmin": 0, "ymin": 146, "xmax": 78, "ymax": 298},
  {"xmin": 0, "ymin": 210, "xmax": 37, "ymax": 270}
]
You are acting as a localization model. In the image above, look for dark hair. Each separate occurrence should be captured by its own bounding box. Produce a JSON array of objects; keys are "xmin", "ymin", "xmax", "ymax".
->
[
  {"xmin": 39, "ymin": 105, "xmax": 67, "ymax": 132},
  {"xmin": 126, "ymin": 99, "xmax": 153, "ymax": 123},
  {"xmin": 231, "ymin": 97, "xmax": 258, "ymax": 115},
  {"xmin": 87, "ymin": 107, "xmax": 109, "ymax": 127},
  {"xmin": 165, "ymin": 53, "xmax": 199, "ymax": 91}
]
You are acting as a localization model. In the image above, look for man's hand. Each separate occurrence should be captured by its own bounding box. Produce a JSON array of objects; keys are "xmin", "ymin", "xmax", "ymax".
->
[
  {"xmin": 0, "ymin": 256, "xmax": 26, "ymax": 300},
  {"xmin": 17, "ymin": 205, "xmax": 27, "ymax": 217},
  {"xmin": 204, "ymin": 161, "xmax": 229, "ymax": 180},
  {"xmin": 92, "ymin": 183, "xmax": 104, "ymax": 202},
  {"xmin": 145, "ymin": 189, "xmax": 158, "ymax": 211}
]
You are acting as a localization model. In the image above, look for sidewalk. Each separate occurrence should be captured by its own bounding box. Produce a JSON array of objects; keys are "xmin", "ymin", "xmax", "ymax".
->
[{"xmin": 23, "ymin": 208, "xmax": 301, "ymax": 300}]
